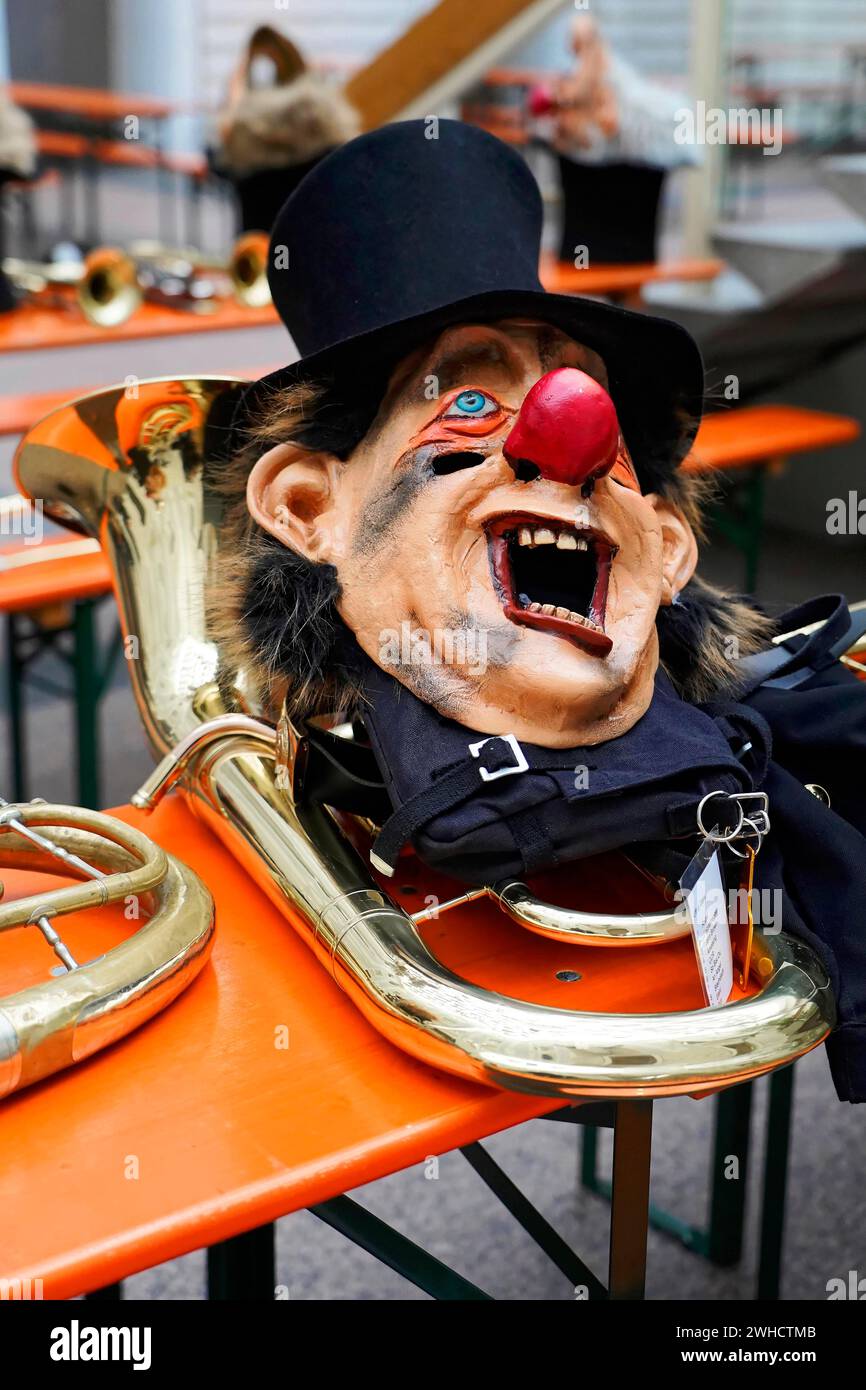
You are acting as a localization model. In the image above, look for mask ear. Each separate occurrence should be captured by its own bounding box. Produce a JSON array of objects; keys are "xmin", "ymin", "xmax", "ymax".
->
[
  {"xmin": 246, "ymin": 442, "xmax": 344, "ymax": 564},
  {"xmin": 648, "ymin": 495, "xmax": 698, "ymax": 605}
]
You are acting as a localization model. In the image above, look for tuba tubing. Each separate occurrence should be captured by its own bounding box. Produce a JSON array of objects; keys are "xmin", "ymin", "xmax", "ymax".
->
[{"xmin": 0, "ymin": 805, "xmax": 214, "ymax": 1098}]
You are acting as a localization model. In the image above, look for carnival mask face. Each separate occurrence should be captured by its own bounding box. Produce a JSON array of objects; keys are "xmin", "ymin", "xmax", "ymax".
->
[{"xmin": 248, "ymin": 320, "xmax": 697, "ymax": 747}]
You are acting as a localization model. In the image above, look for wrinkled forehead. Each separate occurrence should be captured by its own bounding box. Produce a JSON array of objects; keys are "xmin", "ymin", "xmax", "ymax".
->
[{"xmin": 383, "ymin": 319, "xmax": 610, "ymax": 412}]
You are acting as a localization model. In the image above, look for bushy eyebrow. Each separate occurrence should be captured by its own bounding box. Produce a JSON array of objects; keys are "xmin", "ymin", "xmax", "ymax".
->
[{"xmin": 410, "ymin": 335, "xmax": 521, "ymax": 401}]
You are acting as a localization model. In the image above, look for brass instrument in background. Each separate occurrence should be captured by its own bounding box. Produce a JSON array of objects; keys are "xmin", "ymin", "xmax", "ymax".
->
[
  {"xmin": 14, "ymin": 377, "xmax": 837, "ymax": 1099},
  {"xmin": 2, "ymin": 247, "xmax": 142, "ymax": 327},
  {"xmin": 0, "ymin": 799, "xmax": 214, "ymax": 1098},
  {"xmin": 3, "ymin": 232, "xmax": 271, "ymax": 325},
  {"xmin": 128, "ymin": 231, "xmax": 271, "ymax": 313}
]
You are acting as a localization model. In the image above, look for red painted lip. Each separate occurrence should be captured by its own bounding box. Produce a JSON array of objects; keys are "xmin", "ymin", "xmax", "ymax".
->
[{"xmin": 486, "ymin": 513, "xmax": 615, "ymax": 657}]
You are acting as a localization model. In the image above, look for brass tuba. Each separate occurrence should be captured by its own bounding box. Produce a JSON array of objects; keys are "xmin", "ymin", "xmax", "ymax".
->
[{"xmin": 14, "ymin": 377, "xmax": 837, "ymax": 1098}]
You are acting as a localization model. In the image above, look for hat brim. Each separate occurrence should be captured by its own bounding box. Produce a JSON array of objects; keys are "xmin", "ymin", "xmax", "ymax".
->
[{"xmin": 239, "ymin": 288, "xmax": 704, "ymax": 488}]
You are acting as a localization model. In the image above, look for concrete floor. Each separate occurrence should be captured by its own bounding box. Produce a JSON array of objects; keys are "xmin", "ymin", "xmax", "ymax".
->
[{"xmin": 2, "ymin": 164, "xmax": 865, "ymax": 1302}]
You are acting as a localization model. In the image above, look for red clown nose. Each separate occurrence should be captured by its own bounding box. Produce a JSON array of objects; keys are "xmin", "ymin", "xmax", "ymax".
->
[{"xmin": 504, "ymin": 368, "xmax": 620, "ymax": 489}]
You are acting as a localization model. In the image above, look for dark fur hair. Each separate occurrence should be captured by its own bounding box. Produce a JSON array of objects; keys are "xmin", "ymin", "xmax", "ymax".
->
[{"xmin": 211, "ymin": 382, "xmax": 773, "ymax": 720}]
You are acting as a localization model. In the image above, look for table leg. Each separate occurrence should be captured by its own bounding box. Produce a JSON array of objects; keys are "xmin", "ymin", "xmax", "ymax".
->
[
  {"xmin": 707, "ymin": 1082, "xmax": 754, "ymax": 1265},
  {"xmin": 757, "ymin": 1064, "xmax": 795, "ymax": 1301},
  {"xmin": 207, "ymin": 1223, "xmax": 276, "ymax": 1300},
  {"xmin": 580, "ymin": 1123, "xmax": 600, "ymax": 1190},
  {"xmin": 5, "ymin": 614, "xmax": 28, "ymax": 801},
  {"xmin": 72, "ymin": 600, "xmax": 100, "ymax": 808},
  {"xmin": 312, "ymin": 1195, "xmax": 490, "ymax": 1300},
  {"xmin": 462, "ymin": 1141, "xmax": 606, "ymax": 1298},
  {"xmin": 608, "ymin": 1099, "xmax": 653, "ymax": 1301}
]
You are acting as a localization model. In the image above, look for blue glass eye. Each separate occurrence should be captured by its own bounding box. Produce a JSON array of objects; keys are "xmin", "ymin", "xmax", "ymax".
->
[{"xmin": 445, "ymin": 389, "xmax": 497, "ymax": 418}]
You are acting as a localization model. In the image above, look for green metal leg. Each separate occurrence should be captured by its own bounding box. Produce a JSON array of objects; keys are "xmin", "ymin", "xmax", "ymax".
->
[
  {"xmin": 743, "ymin": 470, "xmax": 765, "ymax": 594},
  {"xmin": 707, "ymin": 1082, "xmax": 754, "ymax": 1265},
  {"xmin": 581, "ymin": 1122, "xmax": 599, "ymax": 1190},
  {"xmin": 72, "ymin": 600, "xmax": 100, "ymax": 808},
  {"xmin": 5, "ymin": 614, "xmax": 27, "ymax": 801},
  {"xmin": 207, "ymin": 1223, "xmax": 276, "ymax": 1300},
  {"xmin": 757, "ymin": 1064, "xmax": 794, "ymax": 1302},
  {"xmin": 709, "ymin": 467, "xmax": 767, "ymax": 593},
  {"xmin": 311, "ymin": 1196, "xmax": 491, "ymax": 1300},
  {"xmin": 462, "ymin": 1141, "xmax": 606, "ymax": 1299}
]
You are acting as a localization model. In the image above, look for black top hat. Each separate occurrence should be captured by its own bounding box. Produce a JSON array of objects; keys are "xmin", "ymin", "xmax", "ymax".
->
[{"xmin": 242, "ymin": 119, "xmax": 704, "ymax": 488}]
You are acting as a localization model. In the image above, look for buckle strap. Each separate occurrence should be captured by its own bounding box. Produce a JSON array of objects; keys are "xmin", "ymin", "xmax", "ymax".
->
[
  {"xmin": 737, "ymin": 594, "xmax": 858, "ymax": 695},
  {"xmin": 370, "ymin": 733, "xmax": 530, "ymax": 876},
  {"xmin": 468, "ymin": 733, "xmax": 529, "ymax": 781}
]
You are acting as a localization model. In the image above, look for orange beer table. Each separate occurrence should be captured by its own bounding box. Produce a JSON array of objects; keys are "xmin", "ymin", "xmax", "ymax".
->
[
  {"xmin": 0, "ymin": 299, "xmax": 279, "ymax": 354},
  {"xmin": 0, "ymin": 794, "xmax": 686, "ymax": 1301},
  {"xmin": 540, "ymin": 253, "xmax": 724, "ymax": 303}
]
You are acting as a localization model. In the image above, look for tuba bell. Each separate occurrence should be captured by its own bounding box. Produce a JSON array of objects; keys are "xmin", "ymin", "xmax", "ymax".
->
[{"xmin": 13, "ymin": 377, "xmax": 837, "ymax": 1099}]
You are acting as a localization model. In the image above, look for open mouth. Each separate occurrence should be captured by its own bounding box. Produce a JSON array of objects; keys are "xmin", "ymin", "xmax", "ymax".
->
[{"xmin": 486, "ymin": 515, "xmax": 615, "ymax": 656}]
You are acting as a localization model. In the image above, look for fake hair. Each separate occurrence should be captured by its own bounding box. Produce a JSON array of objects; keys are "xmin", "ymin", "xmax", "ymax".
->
[
  {"xmin": 211, "ymin": 381, "xmax": 773, "ymax": 721},
  {"xmin": 210, "ymin": 382, "xmax": 351, "ymax": 720}
]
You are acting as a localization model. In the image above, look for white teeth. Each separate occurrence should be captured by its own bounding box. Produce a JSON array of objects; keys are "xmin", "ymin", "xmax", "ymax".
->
[
  {"xmin": 511, "ymin": 523, "xmax": 592, "ymax": 549},
  {"xmin": 507, "ymin": 521, "xmax": 603, "ymax": 633}
]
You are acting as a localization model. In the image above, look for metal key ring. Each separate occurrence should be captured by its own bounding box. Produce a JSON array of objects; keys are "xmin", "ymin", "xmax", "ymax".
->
[
  {"xmin": 696, "ymin": 790, "xmax": 745, "ymax": 843},
  {"xmin": 727, "ymin": 815, "xmax": 766, "ymax": 859}
]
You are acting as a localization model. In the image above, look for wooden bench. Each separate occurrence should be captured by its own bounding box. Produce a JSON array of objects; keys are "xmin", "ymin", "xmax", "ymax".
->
[{"xmin": 685, "ymin": 404, "xmax": 861, "ymax": 589}]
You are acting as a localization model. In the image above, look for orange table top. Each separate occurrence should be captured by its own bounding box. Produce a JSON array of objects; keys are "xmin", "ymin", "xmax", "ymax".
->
[
  {"xmin": 0, "ymin": 537, "xmax": 111, "ymax": 611},
  {"xmin": 0, "ymin": 299, "xmax": 280, "ymax": 353},
  {"xmin": 0, "ymin": 796, "xmax": 566, "ymax": 1297},
  {"xmin": 6, "ymin": 81, "xmax": 175, "ymax": 121},
  {"xmin": 540, "ymin": 254, "xmax": 724, "ymax": 298},
  {"xmin": 685, "ymin": 404, "xmax": 861, "ymax": 475}
]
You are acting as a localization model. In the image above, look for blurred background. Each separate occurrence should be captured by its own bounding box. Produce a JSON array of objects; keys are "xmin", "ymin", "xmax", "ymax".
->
[{"xmin": 0, "ymin": 0, "xmax": 863, "ymax": 1301}]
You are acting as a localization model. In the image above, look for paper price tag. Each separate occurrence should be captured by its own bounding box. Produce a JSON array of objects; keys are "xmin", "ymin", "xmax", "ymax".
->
[{"xmin": 680, "ymin": 836, "xmax": 733, "ymax": 1008}]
